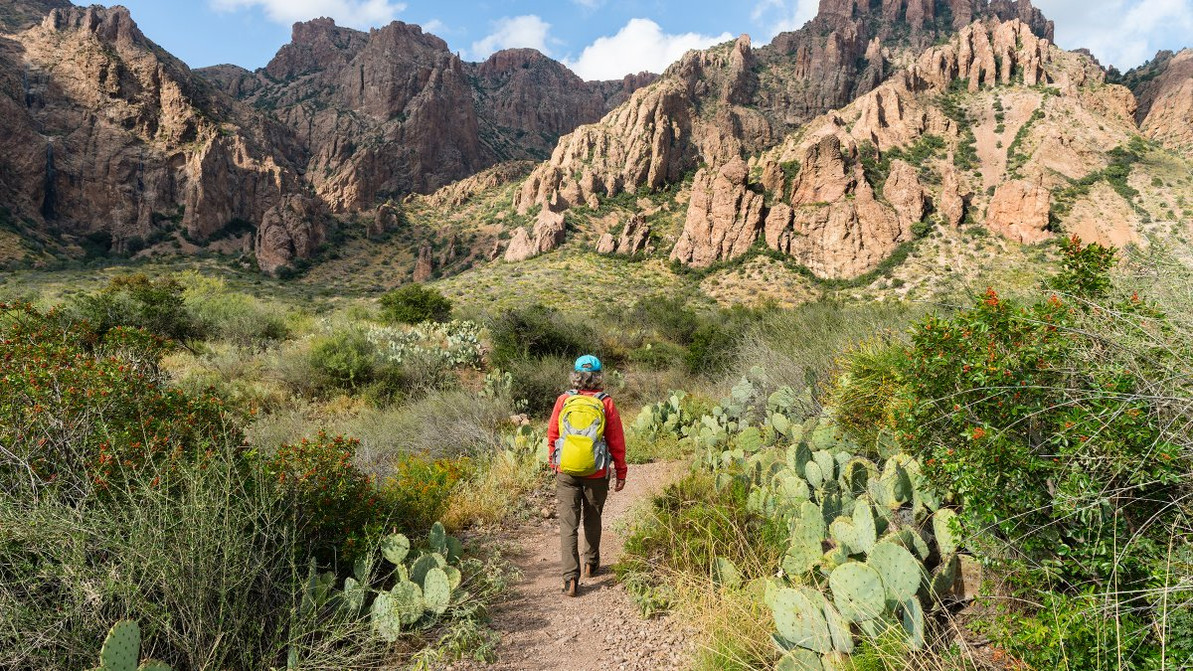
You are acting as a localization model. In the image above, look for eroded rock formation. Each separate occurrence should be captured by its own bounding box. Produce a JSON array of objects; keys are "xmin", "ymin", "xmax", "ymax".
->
[
  {"xmin": 597, "ymin": 214, "xmax": 654, "ymax": 256},
  {"xmin": 505, "ymin": 209, "xmax": 567, "ymax": 262},
  {"xmin": 985, "ymin": 180, "xmax": 1051, "ymax": 243}
]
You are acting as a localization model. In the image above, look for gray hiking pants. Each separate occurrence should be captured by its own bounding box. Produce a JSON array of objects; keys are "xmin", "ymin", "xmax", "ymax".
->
[{"xmin": 556, "ymin": 473, "xmax": 609, "ymax": 581}]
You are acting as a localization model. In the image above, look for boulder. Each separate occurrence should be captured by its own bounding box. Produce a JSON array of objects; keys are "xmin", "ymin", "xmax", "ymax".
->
[
  {"xmin": 985, "ymin": 180, "xmax": 1051, "ymax": 243},
  {"xmin": 255, "ymin": 196, "xmax": 325, "ymax": 275}
]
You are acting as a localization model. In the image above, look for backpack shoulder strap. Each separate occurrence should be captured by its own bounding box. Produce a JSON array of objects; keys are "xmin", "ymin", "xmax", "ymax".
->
[{"xmin": 596, "ymin": 392, "xmax": 610, "ymax": 401}]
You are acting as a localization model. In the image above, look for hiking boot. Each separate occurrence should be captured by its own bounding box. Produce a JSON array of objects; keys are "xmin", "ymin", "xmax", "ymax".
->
[
  {"xmin": 562, "ymin": 578, "xmax": 577, "ymax": 597},
  {"xmin": 583, "ymin": 563, "xmax": 599, "ymax": 578}
]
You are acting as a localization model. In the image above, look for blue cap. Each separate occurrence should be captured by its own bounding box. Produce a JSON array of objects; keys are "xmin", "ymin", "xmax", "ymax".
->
[{"xmin": 574, "ymin": 355, "xmax": 602, "ymax": 372}]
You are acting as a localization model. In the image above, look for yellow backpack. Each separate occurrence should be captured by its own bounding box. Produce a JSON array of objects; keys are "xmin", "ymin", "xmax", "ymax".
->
[{"xmin": 552, "ymin": 391, "xmax": 609, "ymax": 477}]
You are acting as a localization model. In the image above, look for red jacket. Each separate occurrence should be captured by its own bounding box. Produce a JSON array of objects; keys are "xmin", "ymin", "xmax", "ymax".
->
[{"xmin": 546, "ymin": 390, "xmax": 628, "ymax": 480}]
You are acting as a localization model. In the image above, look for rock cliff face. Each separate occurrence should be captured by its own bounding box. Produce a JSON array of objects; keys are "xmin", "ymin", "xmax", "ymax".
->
[
  {"xmin": 513, "ymin": 0, "xmax": 1056, "ymax": 218},
  {"xmin": 0, "ymin": 4, "xmax": 302, "ymax": 256},
  {"xmin": 1124, "ymin": 49, "xmax": 1193, "ymax": 151},
  {"xmin": 201, "ymin": 21, "xmax": 653, "ymax": 211},
  {"xmin": 666, "ymin": 15, "xmax": 1149, "ymax": 276}
]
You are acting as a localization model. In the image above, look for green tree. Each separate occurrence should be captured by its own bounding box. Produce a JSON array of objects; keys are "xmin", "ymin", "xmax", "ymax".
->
[{"xmin": 379, "ymin": 283, "xmax": 453, "ymax": 324}]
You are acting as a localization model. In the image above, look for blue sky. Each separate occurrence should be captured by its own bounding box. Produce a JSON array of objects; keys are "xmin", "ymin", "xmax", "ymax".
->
[{"xmin": 95, "ymin": 0, "xmax": 1192, "ymax": 79}]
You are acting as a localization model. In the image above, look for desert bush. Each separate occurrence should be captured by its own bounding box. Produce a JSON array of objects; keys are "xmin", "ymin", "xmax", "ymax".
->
[
  {"xmin": 64, "ymin": 273, "xmax": 203, "ymax": 346},
  {"xmin": 379, "ymin": 283, "xmax": 453, "ymax": 324},
  {"xmin": 0, "ymin": 303, "xmax": 235, "ymax": 502},
  {"xmin": 180, "ymin": 273, "xmax": 290, "ymax": 348},
  {"xmin": 487, "ymin": 304, "xmax": 601, "ymax": 367},
  {"xmin": 503, "ymin": 355, "xmax": 572, "ymax": 416},
  {"xmin": 265, "ymin": 432, "xmax": 382, "ymax": 564},
  {"xmin": 381, "ymin": 454, "xmax": 468, "ymax": 533},
  {"xmin": 310, "ymin": 329, "xmax": 378, "ymax": 390}
]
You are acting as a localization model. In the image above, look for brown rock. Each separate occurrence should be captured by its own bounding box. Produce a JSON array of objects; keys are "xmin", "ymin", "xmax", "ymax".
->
[
  {"xmin": 985, "ymin": 179, "xmax": 1051, "ymax": 243},
  {"xmin": 255, "ymin": 196, "xmax": 325, "ymax": 275},
  {"xmin": 1131, "ymin": 49, "xmax": 1193, "ymax": 151},
  {"xmin": 670, "ymin": 159, "xmax": 764, "ymax": 267},
  {"xmin": 939, "ymin": 163, "xmax": 968, "ymax": 227},
  {"xmin": 882, "ymin": 159, "xmax": 927, "ymax": 227},
  {"xmin": 598, "ymin": 214, "xmax": 654, "ymax": 255},
  {"xmin": 505, "ymin": 209, "xmax": 567, "ymax": 262},
  {"xmin": 370, "ymin": 203, "xmax": 401, "ymax": 239},
  {"xmin": 413, "ymin": 245, "xmax": 434, "ymax": 282}
]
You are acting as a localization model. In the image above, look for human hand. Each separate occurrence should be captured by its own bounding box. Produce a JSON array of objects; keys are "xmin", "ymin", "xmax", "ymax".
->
[{"xmin": 614, "ymin": 478, "xmax": 625, "ymax": 492}]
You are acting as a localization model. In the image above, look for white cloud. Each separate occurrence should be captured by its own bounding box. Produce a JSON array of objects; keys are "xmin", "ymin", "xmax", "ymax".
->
[
  {"xmin": 470, "ymin": 15, "xmax": 554, "ymax": 59},
  {"xmin": 1036, "ymin": 0, "xmax": 1193, "ymax": 69},
  {"xmin": 750, "ymin": 0, "xmax": 820, "ymax": 42},
  {"xmin": 572, "ymin": 0, "xmax": 604, "ymax": 7},
  {"xmin": 564, "ymin": 18, "xmax": 733, "ymax": 81},
  {"xmin": 210, "ymin": 0, "xmax": 405, "ymax": 29},
  {"xmin": 421, "ymin": 18, "xmax": 446, "ymax": 37}
]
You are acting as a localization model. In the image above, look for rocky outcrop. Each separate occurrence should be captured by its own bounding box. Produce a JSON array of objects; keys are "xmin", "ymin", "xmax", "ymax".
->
[
  {"xmin": 255, "ymin": 196, "xmax": 326, "ymax": 275},
  {"xmin": 505, "ymin": 209, "xmax": 567, "ymax": 262},
  {"xmin": 596, "ymin": 214, "xmax": 654, "ymax": 256},
  {"xmin": 413, "ymin": 244, "xmax": 434, "ymax": 282},
  {"xmin": 985, "ymin": 180, "xmax": 1050, "ymax": 243},
  {"xmin": 671, "ymin": 159, "xmax": 764, "ymax": 267},
  {"xmin": 938, "ymin": 163, "xmax": 968, "ymax": 227},
  {"xmin": 199, "ymin": 22, "xmax": 652, "ymax": 213},
  {"xmin": 1126, "ymin": 49, "xmax": 1193, "ymax": 151},
  {"xmin": 369, "ymin": 203, "xmax": 401, "ymax": 239},
  {"xmin": 883, "ymin": 160, "xmax": 928, "ymax": 227},
  {"xmin": 0, "ymin": 4, "xmax": 302, "ymax": 255},
  {"xmin": 468, "ymin": 49, "xmax": 652, "ymax": 161}
]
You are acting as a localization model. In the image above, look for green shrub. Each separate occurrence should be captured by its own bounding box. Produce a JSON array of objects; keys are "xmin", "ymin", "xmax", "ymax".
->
[
  {"xmin": 180, "ymin": 274, "xmax": 289, "ymax": 348},
  {"xmin": 65, "ymin": 274, "xmax": 203, "ymax": 346},
  {"xmin": 0, "ymin": 303, "xmax": 234, "ymax": 501},
  {"xmin": 895, "ymin": 238, "xmax": 1188, "ymax": 590},
  {"xmin": 487, "ymin": 304, "xmax": 600, "ymax": 367},
  {"xmin": 265, "ymin": 432, "xmax": 381, "ymax": 563},
  {"xmin": 379, "ymin": 283, "xmax": 452, "ymax": 324},
  {"xmin": 310, "ymin": 330, "xmax": 376, "ymax": 390},
  {"xmin": 504, "ymin": 355, "xmax": 572, "ymax": 416},
  {"xmin": 381, "ymin": 454, "xmax": 468, "ymax": 534}
]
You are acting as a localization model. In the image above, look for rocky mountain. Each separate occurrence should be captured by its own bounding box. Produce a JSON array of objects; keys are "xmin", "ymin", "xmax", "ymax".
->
[
  {"xmin": 1119, "ymin": 49, "xmax": 1193, "ymax": 151},
  {"xmin": 197, "ymin": 19, "xmax": 654, "ymax": 213},
  {"xmin": 496, "ymin": 0, "xmax": 1192, "ymax": 284},
  {"xmin": 0, "ymin": 4, "xmax": 310, "ymax": 270},
  {"xmin": 0, "ymin": 2, "xmax": 651, "ymax": 272},
  {"xmin": 1, "ymin": 0, "xmax": 1190, "ymax": 288}
]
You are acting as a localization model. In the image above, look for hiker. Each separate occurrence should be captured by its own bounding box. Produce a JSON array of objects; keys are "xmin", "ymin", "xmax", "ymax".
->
[{"xmin": 547, "ymin": 355, "xmax": 628, "ymax": 597}]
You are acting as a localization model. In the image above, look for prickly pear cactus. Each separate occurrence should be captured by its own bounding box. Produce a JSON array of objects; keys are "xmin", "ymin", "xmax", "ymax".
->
[
  {"xmin": 867, "ymin": 541, "xmax": 922, "ymax": 603},
  {"xmin": 712, "ymin": 556, "xmax": 743, "ymax": 590},
  {"xmin": 341, "ymin": 577, "xmax": 366, "ymax": 615},
  {"xmin": 933, "ymin": 509, "xmax": 959, "ymax": 557},
  {"xmin": 381, "ymin": 533, "xmax": 410, "ymax": 566},
  {"xmin": 90, "ymin": 620, "xmax": 173, "ymax": 671},
  {"xmin": 391, "ymin": 580, "xmax": 425, "ymax": 626},
  {"xmin": 829, "ymin": 563, "xmax": 885, "ymax": 623},
  {"xmin": 371, "ymin": 590, "xmax": 403, "ymax": 642},
  {"xmin": 409, "ymin": 553, "xmax": 441, "ymax": 585},
  {"xmin": 423, "ymin": 567, "xmax": 452, "ymax": 615},
  {"xmin": 428, "ymin": 522, "xmax": 448, "ymax": 555},
  {"xmin": 783, "ymin": 501, "xmax": 825, "ymax": 576},
  {"xmin": 776, "ymin": 648, "xmax": 824, "ymax": 671},
  {"xmin": 770, "ymin": 588, "xmax": 831, "ymax": 654},
  {"xmin": 899, "ymin": 597, "xmax": 925, "ymax": 650}
]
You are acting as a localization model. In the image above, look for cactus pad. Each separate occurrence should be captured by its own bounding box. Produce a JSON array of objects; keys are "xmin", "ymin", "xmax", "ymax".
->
[
  {"xmin": 867, "ymin": 541, "xmax": 923, "ymax": 603},
  {"xmin": 804, "ymin": 461, "xmax": 825, "ymax": 489},
  {"xmin": 429, "ymin": 522, "xmax": 448, "ymax": 554},
  {"xmin": 99, "ymin": 620, "xmax": 140, "ymax": 671},
  {"xmin": 381, "ymin": 533, "xmax": 411, "ymax": 566},
  {"xmin": 391, "ymin": 580, "xmax": 425, "ymax": 625},
  {"xmin": 899, "ymin": 597, "xmax": 925, "ymax": 650},
  {"xmin": 820, "ymin": 597, "xmax": 854, "ymax": 654},
  {"xmin": 930, "ymin": 553, "xmax": 960, "ymax": 601},
  {"xmin": 342, "ymin": 577, "xmax": 365, "ymax": 615},
  {"xmin": 410, "ymin": 554, "xmax": 439, "ymax": 585},
  {"xmin": 770, "ymin": 588, "xmax": 831, "ymax": 654},
  {"xmin": 829, "ymin": 563, "xmax": 885, "ymax": 623},
  {"xmin": 423, "ymin": 567, "xmax": 452, "ymax": 615},
  {"xmin": 812, "ymin": 450, "xmax": 835, "ymax": 481},
  {"xmin": 776, "ymin": 648, "xmax": 824, "ymax": 671},
  {"xmin": 138, "ymin": 663, "xmax": 172, "ymax": 671},
  {"xmin": 371, "ymin": 591, "xmax": 403, "ymax": 642},
  {"xmin": 713, "ymin": 556, "xmax": 743, "ymax": 589},
  {"xmin": 933, "ymin": 509, "xmax": 960, "ymax": 557},
  {"xmin": 444, "ymin": 565, "xmax": 463, "ymax": 590}
]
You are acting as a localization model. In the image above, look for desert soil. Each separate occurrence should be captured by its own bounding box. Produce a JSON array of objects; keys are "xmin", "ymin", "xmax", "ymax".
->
[{"xmin": 448, "ymin": 461, "xmax": 694, "ymax": 671}]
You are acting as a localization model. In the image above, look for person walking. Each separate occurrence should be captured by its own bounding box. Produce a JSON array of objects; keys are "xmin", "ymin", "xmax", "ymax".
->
[{"xmin": 547, "ymin": 355, "xmax": 627, "ymax": 597}]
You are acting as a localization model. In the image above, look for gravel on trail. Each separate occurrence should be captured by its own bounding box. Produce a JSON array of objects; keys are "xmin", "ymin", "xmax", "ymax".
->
[{"xmin": 446, "ymin": 461, "xmax": 695, "ymax": 671}]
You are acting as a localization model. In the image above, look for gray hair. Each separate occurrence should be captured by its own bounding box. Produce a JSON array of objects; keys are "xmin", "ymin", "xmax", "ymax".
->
[{"xmin": 570, "ymin": 370, "xmax": 604, "ymax": 391}]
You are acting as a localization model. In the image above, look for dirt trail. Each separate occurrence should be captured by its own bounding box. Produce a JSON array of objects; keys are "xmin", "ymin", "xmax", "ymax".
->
[{"xmin": 451, "ymin": 461, "xmax": 693, "ymax": 671}]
